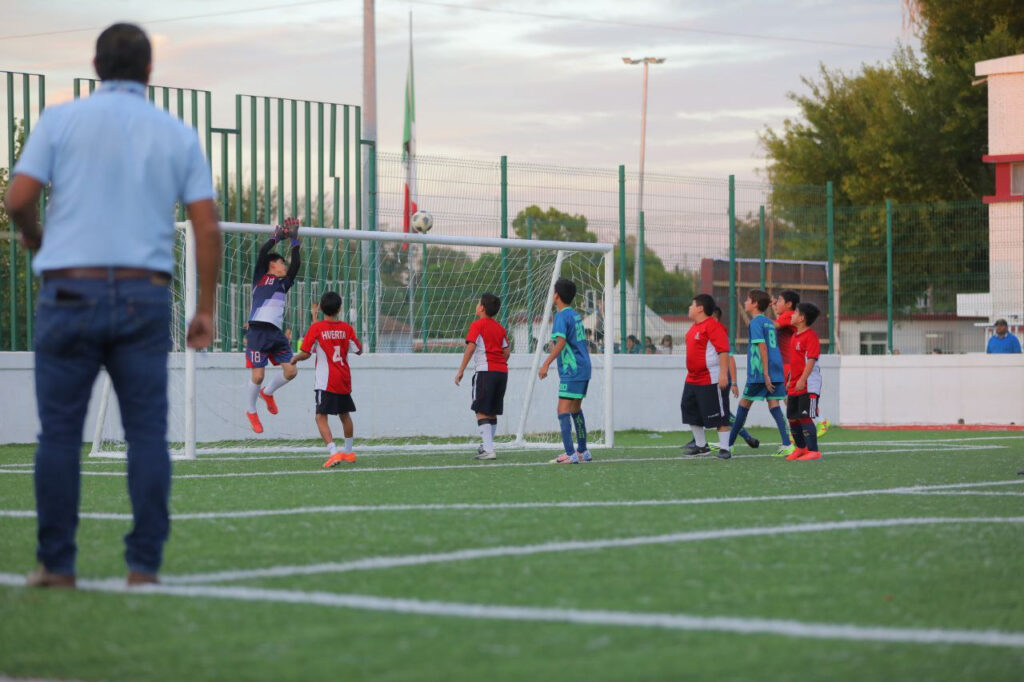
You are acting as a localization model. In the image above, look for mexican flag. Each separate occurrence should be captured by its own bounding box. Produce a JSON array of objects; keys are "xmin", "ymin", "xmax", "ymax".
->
[{"xmin": 402, "ymin": 27, "xmax": 417, "ymax": 244}]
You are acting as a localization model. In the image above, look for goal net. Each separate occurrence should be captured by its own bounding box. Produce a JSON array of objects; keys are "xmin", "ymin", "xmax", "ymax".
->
[{"xmin": 90, "ymin": 222, "xmax": 615, "ymax": 458}]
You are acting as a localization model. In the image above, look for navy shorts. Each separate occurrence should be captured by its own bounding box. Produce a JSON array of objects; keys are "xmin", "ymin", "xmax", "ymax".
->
[
  {"xmin": 558, "ymin": 379, "xmax": 589, "ymax": 399},
  {"xmin": 742, "ymin": 380, "xmax": 786, "ymax": 401},
  {"xmin": 245, "ymin": 323, "xmax": 293, "ymax": 368}
]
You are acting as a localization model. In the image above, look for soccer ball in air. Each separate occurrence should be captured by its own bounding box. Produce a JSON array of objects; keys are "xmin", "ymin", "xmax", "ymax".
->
[{"xmin": 412, "ymin": 210, "xmax": 433, "ymax": 233}]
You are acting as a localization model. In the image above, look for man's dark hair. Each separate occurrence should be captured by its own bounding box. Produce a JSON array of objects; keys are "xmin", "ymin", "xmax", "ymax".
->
[
  {"xmin": 797, "ymin": 302, "xmax": 820, "ymax": 326},
  {"xmin": 267, "ymin": 253, "xmax": 285, "ymax": 265},
  {"xmin": 778, "ymin": 290, "xmax": 800, "ymax": 308},
  {"xmin": 320, "ymin": 291, "xmax": 342, "ymax": 317},
  {"xmin": 748, "ymin": 289, "xmax": 771, "ymax": 312},
  {"xmin": 693, "ymin": 294, "xmax": 715, "ymax": 317},
  {"xmin": 554, "ymin": 278, "xmax": 576, "ymax": 304},
  {"xmin": 95, "ymin": 24, "xmax": 152, "ymax": 83},
  {"xmin": 480, "ymin": 292, "xmax": 501, "ymax": 317},
  {"xmin": 711, "ymin": 305, "xmax": 722, "ymax": 319}
]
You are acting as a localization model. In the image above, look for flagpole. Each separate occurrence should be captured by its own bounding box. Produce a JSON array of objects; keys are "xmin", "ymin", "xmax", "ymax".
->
[
  {"xmin": 405, "ymin": 11, "xmax": 417, "ymax": 348},
  {"xmin": 363, "ymin": 0, "xmax": 379, "ymax": 351}
]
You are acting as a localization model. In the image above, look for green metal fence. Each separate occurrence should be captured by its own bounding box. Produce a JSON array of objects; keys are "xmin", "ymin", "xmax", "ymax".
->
[{"xmin": 1, "ymin": 71, "xmax": 1015, "ymax": 355}]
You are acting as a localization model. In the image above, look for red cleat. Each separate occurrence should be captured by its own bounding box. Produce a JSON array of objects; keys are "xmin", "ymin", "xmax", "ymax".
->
[
  {"xmin": 323, "ymin": 452, "xmax": 356, "ymax": 468},
  {"xmin": 259, "ymin": 389, "xmax": 278, "ymax": 415},
  {"xmin": 797, "ymin": 450, "xmax": 822, "ymax": 461},
  {"xmin": 246, "ymin": 411, "xmax": 263, "ymax": 434},
  {"xmin": 785, "ymin": 447, "xmax": 808, "ymax": 461}
]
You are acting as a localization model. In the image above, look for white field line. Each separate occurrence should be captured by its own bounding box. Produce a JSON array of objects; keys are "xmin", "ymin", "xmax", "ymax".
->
[
  {"xmin": 904, "ymin": 490, "xmax": 1024, "ymax": 497},
  {"xmin": 0, "ymin": 573, "xmax": 1020, "ymax": 649},
  {"xmin": 1, "ymin": 433, "xmax": 1021, "ymax": 469},
  {"xmin": 1, "ymin": 479, "xmax": 1021, "ymax": 523},
  {"xmin": 161, "ymin": 516, "xmax": 1024, "ymax": 586},
  {"xmin": 0, "ymin": 445, "xmax": 1009, "ymax": 480}
]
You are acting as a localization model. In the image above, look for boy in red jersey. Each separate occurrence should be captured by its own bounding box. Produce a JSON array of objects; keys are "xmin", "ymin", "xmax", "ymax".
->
[
  {"xmin": 772, "ymin": 290, "xmax": 799, "ymax": 379},
  {"xmin": 785, "ymin": 302, "xmax": 823, "ymax": 461},
  {"xmin": 774, "ymin": 289, "xmax": 829, "ymax": 439},
  {"xmin": 455, "ymin": 292, "xmax": 510, "ymax": 461},
  {"xmin": 289, "ymin": 291, "xmax": 363, "ymax": 468},
  {"xmin": 680, "ymin": 294, "xmax": 731, "ymax": 457}
]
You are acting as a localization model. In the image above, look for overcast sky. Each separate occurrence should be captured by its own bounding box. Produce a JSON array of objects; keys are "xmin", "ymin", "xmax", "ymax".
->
[{"xmin": 2, "ymin": 0, "xmax": 916, "ymax": 181}]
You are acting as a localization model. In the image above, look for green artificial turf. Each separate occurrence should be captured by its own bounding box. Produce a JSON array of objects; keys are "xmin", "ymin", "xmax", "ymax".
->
[{"xmin": 1, "ymin": 428, "xmax": 1022, "ymax": 681}]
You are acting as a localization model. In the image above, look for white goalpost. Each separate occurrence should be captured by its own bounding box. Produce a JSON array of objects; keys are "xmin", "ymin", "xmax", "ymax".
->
[{"xmin": 90, "ymin": 221, "xmax": 615, "ymax": 459}]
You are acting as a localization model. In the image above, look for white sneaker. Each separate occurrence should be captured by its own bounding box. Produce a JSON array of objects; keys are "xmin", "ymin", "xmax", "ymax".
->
[
  {"xmin": 474, "ymin": 451, "xmax": 496, "ymax": 460},
  {"xmin": 578, "ymin": 449, "xmax": 593, "ymax": 462}
]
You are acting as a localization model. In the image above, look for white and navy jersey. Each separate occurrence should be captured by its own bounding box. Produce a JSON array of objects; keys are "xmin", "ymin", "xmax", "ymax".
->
[{"xmin": 248, "ymin": 238, "xmax": 300, "ymax": 330}]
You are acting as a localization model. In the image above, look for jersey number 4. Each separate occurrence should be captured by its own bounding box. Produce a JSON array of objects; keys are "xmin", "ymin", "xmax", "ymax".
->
[{"xmin": 331, "ymin": 345, "xmax": 346, "ymax": 365}]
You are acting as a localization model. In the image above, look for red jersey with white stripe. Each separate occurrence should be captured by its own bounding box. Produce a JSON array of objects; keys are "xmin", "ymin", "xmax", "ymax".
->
[
  {"xmin": 301, "ymin": 320, "xmax": 362, "ymax": 394},
  {"xmin": 685, "ymin": 317, "xmax": 729, "ymax": 385},
  {"xmin": 465, "ymin": 317, "xmax": 509, "ymax": 372},
  {"xmin": 776, "ymin": 309, "xmax": 796, "ymax": 366},
  {"xmin": 788, "ymin": 327, "xmax": 822, "ymax": 396}
]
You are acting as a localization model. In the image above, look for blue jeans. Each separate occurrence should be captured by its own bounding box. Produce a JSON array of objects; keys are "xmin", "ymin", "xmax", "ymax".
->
[{"xmin": 33, "ymin": 275, "xmax": 172, "ymax": 576}]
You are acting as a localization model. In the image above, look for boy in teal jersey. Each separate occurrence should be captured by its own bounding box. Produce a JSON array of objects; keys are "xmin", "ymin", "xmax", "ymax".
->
[
  {"xmin": 726, "ymin": 289, "xmax": 794, "ymax": 458},
  {"xmin": 539, "ymin": 278, "xmax": 593, "ymax": 464}
]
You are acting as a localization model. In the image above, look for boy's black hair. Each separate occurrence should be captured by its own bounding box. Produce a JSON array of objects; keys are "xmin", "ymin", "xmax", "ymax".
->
[
  {"xmin": 711, "ymin": 305, "xmax": 723, "ymax": 319},
  {"xmin": 267, "ymin": 253, "xmax": 285, "ymax": 265},
  {"xmin": 692, "ymin": 293, "xmax": 715, "ymax": 317},
  {"xmin": 627, "ymin": 334, "xmax": 640, "ymax": 343},
  {"xmin": 796, "ymin": 302, "xmax": 820, "ymax": 326},
  {"xmin": 777, "ymin": 289, "xmax": 800, "ymax": 308},
  {"xmin": 748, "ymin": 289, "xmax": 771, "ymax": 312},
  {"xmin": 320, "ymin": 291, "xmax": 342, "ymax": 317},
  {"xmin": 95, "ymin": 24, "xmax": 151, "ymax": 83},
  {"xmin": 480, "ymin": 292, "xmax": 501, "ymax": 317},
  {"xmin": 554, "ymin": 278, "xmax": 577, "ymax": 305}
]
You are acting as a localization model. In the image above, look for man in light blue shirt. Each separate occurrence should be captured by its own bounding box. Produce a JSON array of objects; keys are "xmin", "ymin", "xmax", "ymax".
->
[
  {"xmin": 987, "ymin": 319, "xmax": 1022, "ymax": 354},
  {"xmin": 4, "ymin": 23, "xmax": 222, "ymax": 588}
]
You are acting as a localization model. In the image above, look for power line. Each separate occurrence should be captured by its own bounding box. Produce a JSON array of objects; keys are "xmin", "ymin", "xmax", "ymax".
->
[{"xmin": 0, "ymin": 0, "xmax": 894, "ymax": 51}]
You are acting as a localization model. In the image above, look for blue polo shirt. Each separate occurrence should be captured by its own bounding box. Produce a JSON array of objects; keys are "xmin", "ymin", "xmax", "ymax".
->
[
  {"xmin": 13, "ymin": 81, "xmax": 214, "ymax": 275},
  {"xmin": 987, "ymin": 333, "xmax": 1022, "ymax": 354}
]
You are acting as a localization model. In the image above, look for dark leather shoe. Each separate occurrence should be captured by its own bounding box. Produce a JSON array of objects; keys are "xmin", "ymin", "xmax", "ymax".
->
[
  {"xmin": 127, "ymin": 570, "xmax": 159, "ymax": 586},
  {"xmin": 26, "ymin": 565, "xmax": 76, "ymax": 588}
]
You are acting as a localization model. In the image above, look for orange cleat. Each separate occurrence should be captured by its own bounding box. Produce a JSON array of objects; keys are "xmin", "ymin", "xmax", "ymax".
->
[
  {"xmin": 323, "ymin": 452, "xmax": 355, "ymax": 468},
  {"xmin": 785, "ymin": 447, "xmax": 808, "ymax": 461},
  {"xmin": 246, "ymin": 411, "xmax": 263, "ymax": 434},
  {"xmin": 259, "ymin": 389, "xmax": 278, "ymax": 415},
  {"xmin": 797, "ymin": 450, "xmax": 822, "ymax": 461}
]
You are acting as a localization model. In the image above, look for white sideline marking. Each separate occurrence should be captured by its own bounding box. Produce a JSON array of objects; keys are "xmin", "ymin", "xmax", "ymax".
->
[
  {"xmin": 0, "ymin": 573, "xmax": 1020, "ymax": 649},
  {"xmin": 1, "ymin": 479, "xmax": 1021, "ymax": 522},
  {"xmin": 0, "ymin": 445, "xmax": 1009, "ymax": 480},
  {"xmin": 161, "ymin": 516, "xmax": 1024, "ymax": 585}
]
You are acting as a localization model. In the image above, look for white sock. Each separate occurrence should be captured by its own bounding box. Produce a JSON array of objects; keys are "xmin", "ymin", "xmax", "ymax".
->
[
  {"xmin": 263, "ymin": 371, "xmax": 290, "ymax": 395},
  {"xmin": 344, "ymin": 437, "xmax": 353, "ymax": 452},
  {"xmin": 480, "ymin": 422, "xmax": 495, "ymax": 453},
  {"xmin": 247, "ymin": 382, "xmax": 261, "ymax": 412},
  {"xmin": 488, "ymin": 422, "xmax": 497, "ymax": 445},
  {"xmin": 690, "ymin": 425, "xmax": 707, "ymax": 447},
  {"xmin": 718, "ymin": 430, "xmax": 730, "ymax": 452},
  {"xmin": 327, "ymin": 441, "xmax": 338, "ymax": 455}
]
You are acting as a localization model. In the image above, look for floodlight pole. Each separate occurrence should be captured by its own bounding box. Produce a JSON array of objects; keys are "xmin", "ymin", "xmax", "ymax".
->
[{"xmin": 623, "ymin": 57, "xmax": 665, "ymax": 335}]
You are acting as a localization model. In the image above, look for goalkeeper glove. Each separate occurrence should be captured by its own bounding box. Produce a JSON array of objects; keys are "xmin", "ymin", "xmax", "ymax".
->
[
  {"xmin": 273, "ymin": 224, "xmax": 288, "ymax": 241},
  {"xmin": 283, "ymin": 217, "xmax": 301, "ymax": 245}
]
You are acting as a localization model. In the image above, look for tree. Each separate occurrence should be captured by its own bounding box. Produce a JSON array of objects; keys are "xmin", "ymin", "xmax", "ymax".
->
[
  {"xmin": 614, "ymin": 235, "xmax": 696, "ymax": 316},
  {"xmin": 512, "ymin": 205, "xmax": 596, "ymax": 243},
  {"xmin": 762, "ymin": 5, "xmax": 1024, "ymax": 204}
]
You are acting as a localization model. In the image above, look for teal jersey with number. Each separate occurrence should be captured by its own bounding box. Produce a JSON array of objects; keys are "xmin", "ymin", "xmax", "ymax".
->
[
  {"xmin": 746, "ymin": 314, "xmax": 785, "ymax": 384},
  {"xmin": 551, "ymin": 307, "xmax": 592, "ymax": 382}
]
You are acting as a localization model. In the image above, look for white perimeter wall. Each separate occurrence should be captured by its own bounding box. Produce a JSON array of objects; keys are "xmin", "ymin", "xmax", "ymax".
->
[{"xmin": 0, "ymin": 352, "xmax": 1020, "ymax": 445}]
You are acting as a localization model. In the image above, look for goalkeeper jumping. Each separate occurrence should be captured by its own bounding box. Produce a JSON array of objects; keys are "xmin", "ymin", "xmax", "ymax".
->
[{"xmin": 245, "ymin": 217, "xmax": 302, "ymax": 433}]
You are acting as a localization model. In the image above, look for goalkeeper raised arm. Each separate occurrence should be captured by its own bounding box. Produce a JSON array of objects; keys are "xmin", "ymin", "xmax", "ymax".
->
[{"xmin": 244, "ymin": 217, "xmax": 302, "ymax": 433}]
